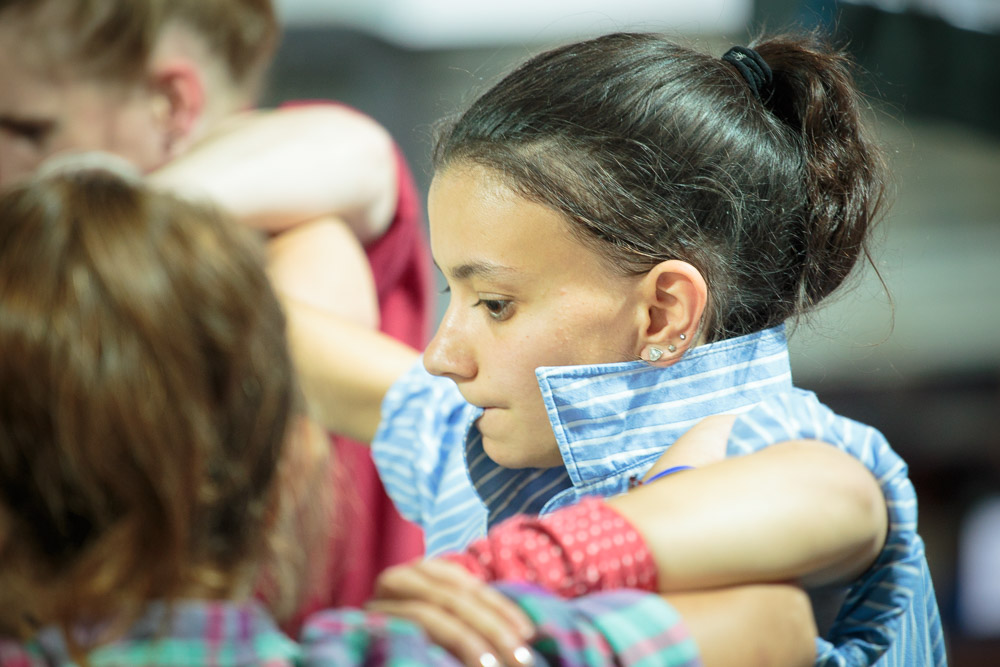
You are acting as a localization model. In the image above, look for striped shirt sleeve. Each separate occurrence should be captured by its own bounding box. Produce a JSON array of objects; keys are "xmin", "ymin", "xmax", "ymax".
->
[
  {"xmin": 727, "ymin": 390, "xmax": 945, "ymax": 667},
  {"xmin": 371, "ymin": 359, "xmax": 473, "ymax": 529}
]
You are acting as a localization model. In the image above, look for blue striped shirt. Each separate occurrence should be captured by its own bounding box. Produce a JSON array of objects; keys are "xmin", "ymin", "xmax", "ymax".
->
[
  {"xmin": 727, "ymin": 393, "xmax": 946, "ymax": 665},
  {"xmin": 372, "ymin": 326, "xmax": 946, "ymax": 666}
]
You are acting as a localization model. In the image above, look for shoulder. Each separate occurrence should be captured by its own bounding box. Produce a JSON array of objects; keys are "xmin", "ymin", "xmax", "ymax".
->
[
  {"xmin": 727, "ymin": 390, "xmax": 917, "ymax": 503},
  {"xmin": 728, "ymin": 390, "xmax": 892, "ymax": 460}
]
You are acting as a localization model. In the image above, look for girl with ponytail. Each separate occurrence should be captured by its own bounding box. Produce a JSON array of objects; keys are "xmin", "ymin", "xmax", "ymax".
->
[{"xmin": 361, "ymin": 31, "xmax": 944, "ymax": 666}]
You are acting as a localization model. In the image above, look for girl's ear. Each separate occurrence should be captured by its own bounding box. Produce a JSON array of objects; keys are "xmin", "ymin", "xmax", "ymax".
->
[
  {"xmin": 635, "ymin": 260, "xmax": 707, "ymax": 364},
  {"xmin": 148, "ymin": 59, "xmax": 205, "ymax": 160}
]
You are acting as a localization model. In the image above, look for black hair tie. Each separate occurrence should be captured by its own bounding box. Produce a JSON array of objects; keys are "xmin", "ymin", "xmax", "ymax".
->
[{"xmin": 722, "ymin": 46, "xmax": 772, "ymax": 101}]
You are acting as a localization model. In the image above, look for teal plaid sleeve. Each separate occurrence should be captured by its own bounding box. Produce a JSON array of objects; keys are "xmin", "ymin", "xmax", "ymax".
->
[
  {"xmin": 1, "ymin": 594, "xmax": 699, "ymax": 667},
  {"xmin": 302, "ymin": 586, "xmax": 700, "ymax": 667},
  {"xmin": 301, "ymin": 608, "xmax": 461, "ymax": 665},
  {"xmin": 7, "ymin": 602, "xmax": 302, "ymax": 667},
  {"xmin": 0, "ymin": 641, "xmax": 47, "ymax": 667},
  {"xmin": 497, "ymin": 583, "xmax": 702, "ymax": 667}
]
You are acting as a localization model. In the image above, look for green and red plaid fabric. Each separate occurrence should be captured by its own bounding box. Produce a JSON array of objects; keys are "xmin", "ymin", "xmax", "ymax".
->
[{"xmin": 0, "ymin": 585, "xmax": 699, "ymax": 666}]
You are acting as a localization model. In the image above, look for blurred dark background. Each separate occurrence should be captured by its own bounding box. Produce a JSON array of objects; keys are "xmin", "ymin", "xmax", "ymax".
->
[{"xmin": 262, "ymin": 1, "xmax": 1000, "ymax": 663}]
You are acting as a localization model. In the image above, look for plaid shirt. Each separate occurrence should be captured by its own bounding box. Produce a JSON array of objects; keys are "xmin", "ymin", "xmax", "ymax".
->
[{"xmin": 0, "ymin": 584, "xmax": 699, "ymax": 666}]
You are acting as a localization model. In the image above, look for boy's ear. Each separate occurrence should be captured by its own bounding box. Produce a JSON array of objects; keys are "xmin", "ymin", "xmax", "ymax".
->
[
  {"xmin": 635, "ymin": 260, "xmax": 707, "ymax": 364},
  {"xmin": 149, "ymin": 60, "xmax": 205, "ymax": 158}
]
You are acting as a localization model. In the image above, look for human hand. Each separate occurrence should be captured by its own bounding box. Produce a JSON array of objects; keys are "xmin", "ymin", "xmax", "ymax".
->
[{"xmin": 367, "ymin": 558, "xmax": 536, "ymax": 667}]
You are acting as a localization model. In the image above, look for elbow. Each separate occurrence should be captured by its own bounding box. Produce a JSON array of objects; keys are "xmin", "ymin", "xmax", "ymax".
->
[
  {"xmin": 320, "ymin": 111, "xmax": 398, "ymax": 244},
  {"xmin": 796, "ymin": 441, "xmax": 889, "ymax": 586},
  {"xmin": 360, "ymin": 129, "xmax": 398, "ymax": 243},
  {"xmin": 831, "ymin": 446, "xmax": 888, "ymax": 579},
  {"xmin": 847, "ymin": 459, "xmax": 889, "ymax": 577}
]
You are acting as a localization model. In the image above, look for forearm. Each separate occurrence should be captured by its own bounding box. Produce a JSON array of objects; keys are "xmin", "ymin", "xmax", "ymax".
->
[
  {"xmin": 283, "ymin": 299, "xmax": 418, "ymax": 442},
  {"xmin": 609, "ymin": 440, "xmax": 887, "ymax": 590},
  {"xmin": 265, "ymin": 217, "xmax": 413, "ymax": 442},
  {"xmin": 266, "ymin": 217, "xmax": 378, "ymax": 330},
  {"xmin": 667, "ymin": 584, "xmax": 817, "ymax": 667},
  {"xmin": 149, "ymin": 107, "xmax": 397, "ymax": 242}
]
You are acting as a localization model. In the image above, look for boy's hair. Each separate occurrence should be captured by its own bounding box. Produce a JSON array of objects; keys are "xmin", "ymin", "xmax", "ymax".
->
[
  {"xmin": 434, "ymin": 31, "xmax": 888, "ymax": 341},
  {"xmin": 0, "ymin": 0, "xmax": 279, "ymax": 89},
  {"xmin": 0, "ymin": 167, "xmax": 305, "ymax": 645}
]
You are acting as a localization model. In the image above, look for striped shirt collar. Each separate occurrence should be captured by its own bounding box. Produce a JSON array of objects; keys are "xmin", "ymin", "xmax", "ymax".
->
[{"xmin": 467, "ymin": 326, "xmax": 794, "ymax": 525}]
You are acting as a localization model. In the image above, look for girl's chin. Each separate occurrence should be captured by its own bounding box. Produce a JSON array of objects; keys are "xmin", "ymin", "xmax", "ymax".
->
[{"xmin": 479, "ymin": 432, "xmax": 563, "ymax": 470}]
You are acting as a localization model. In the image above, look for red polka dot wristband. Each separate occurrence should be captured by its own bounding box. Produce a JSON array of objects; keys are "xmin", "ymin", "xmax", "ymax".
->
[{"xmin": 442, "ymin": 497, "xmax": 657, "ymax": 598}]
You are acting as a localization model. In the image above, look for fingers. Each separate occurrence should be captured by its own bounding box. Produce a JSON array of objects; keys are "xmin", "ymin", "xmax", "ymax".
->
[
  {"xmin": 365, "ymin": 599, "xmax": 509, "ymax": 667},
  {"xmin": 370, "ymin": 559, "xmax": 536, "ymax": 666},
  {"xmin": 423, "ymin": 560, "xmax": 536, "ymax": 639}
]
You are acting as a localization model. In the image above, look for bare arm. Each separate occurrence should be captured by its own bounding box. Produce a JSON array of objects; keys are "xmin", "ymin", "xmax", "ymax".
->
[
  {"xmin": 147, "ymin": 106, "xmax": 405, "ymax": 438},
  {"xmin": 150, "ymin": 106, "xmax": 398, "ymax": 243},
  {"xmin": 610, "ymin": 437, "xmax": 888, "ymax": 590},
  {"xmin": 266, "ymin": 216, "xmax": 378, "ymax": 330},
  {"xmin": 371, "ymin": 419, "xmax": 830, "ymax": 665},
  {"xmin": 282, "ymin": 299, "xmax": 419, "ymax": 443},
  {"xmin": 265, "ymin": 216, "xmax": 415, "ymax": 441},
  {"xmin": 425, "ymin": 414, "xmax": 886, "ymax": 600},
  {"xmin": 666, "ymin": 584, "xmax": 817, "ymax": 667}
]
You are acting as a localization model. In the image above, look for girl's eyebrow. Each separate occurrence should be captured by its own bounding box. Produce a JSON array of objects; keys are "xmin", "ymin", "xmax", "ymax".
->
[{"xmin": 435, "ymin": 259, "xmax": 517, "ymax": 281}]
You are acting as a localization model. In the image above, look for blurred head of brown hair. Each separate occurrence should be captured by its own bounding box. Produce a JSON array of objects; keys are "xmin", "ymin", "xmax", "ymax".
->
[
  {"xmin": 0, "ymin": 163, "xmax": 318, "ymax": 645},
  {"xmin": 0, "ymin": 0, "xmax": 279, "ymax": 91}
]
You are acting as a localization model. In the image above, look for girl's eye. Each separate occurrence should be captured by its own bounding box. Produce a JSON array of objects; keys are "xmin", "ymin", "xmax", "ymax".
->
[{"xmin": 473, "ymin": 298, "xmax": 514, "ymax": 321}]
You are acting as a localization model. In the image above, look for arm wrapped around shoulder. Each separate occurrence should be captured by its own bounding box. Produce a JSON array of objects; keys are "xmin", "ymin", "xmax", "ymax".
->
[{"xmin": 443, "ymin": 497, "xmax": 658, "ymax": 598}]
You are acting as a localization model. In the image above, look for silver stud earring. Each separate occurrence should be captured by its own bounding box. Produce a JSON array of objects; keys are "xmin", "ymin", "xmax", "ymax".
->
[
  {"xmin": 648, "ymin": 347, "xmax": 663, "ymax": 362},
  {"xmin": 667, "ymin": 343, "xmax": 677, "ymax": 353},
  {"xmin": 679, "ymin": 333, "xmax": 687, "ymax": 341}
]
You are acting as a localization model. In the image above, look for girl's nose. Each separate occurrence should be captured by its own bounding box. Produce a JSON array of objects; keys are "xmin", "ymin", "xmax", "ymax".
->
[{"xmin": 423, "ymin": 305, "xmax": 477, "ymax": 381}]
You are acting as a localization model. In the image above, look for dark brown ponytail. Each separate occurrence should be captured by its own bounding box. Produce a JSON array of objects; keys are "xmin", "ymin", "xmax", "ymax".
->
[{"xmin": 754, "ymin": 32, "xmax": 888, "ymax": 311}]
